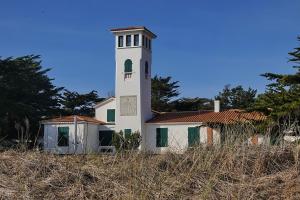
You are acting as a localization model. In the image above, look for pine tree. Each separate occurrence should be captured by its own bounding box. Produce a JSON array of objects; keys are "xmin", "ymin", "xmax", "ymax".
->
[
  {"xmin": 254, "ymin": 36, "xmax": 300, "ymax": 120},
  {"xmin": 0, "ymin": 55, "xmax": 63, "ymax": 139}
]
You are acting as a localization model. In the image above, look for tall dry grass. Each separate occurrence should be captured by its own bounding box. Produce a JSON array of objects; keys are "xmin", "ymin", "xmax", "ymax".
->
[
  {"xmin": 1, "ymin": 124, "xmax": 300, "ymax": 199},
  {"xmin": 0, "ymin": 146, "xmax": 299, "ymax": 199}
]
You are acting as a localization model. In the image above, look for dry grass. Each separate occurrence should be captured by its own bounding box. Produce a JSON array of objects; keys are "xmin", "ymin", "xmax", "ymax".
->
[{"xmin": 0, "ymin": 144, "xmax": 300, "ymax": 200}]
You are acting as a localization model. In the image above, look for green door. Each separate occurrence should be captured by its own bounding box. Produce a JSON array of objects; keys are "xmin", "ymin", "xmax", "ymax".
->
[{"xmin": 188, "ymin": 127, "xmax": 200, "ymax": 147}]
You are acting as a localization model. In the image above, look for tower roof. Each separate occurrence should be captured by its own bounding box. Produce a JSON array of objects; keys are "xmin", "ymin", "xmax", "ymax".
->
[{"xmin": 110, "ymin": 26, "xmax": 157, "ymax": 38}]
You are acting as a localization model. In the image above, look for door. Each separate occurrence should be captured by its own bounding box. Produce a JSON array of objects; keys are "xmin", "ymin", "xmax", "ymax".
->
[
  {"xmin": 99, "ymin": 130, "xmax": 114, "ymax": 146},
  {"xmin": 207, "ymin": 127, "xmax": 213, "ymax": 145},
  {"xmin": 57, "ymin": 126, "xmax": 75, "ymax": 154},
  {"xmin": 74, "ymin": 126, "xmax": 84, "ymax": 154},
  {"xmin": 188, "ymin": 127, "xmax": 200, "ymax": 147}
]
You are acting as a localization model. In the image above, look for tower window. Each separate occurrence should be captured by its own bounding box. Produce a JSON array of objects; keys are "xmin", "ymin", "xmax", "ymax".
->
[
  {"xmin": 118, "ymin": 36, "xmax": 123, "ymax": 47},
  {"xmin": 145, "ymin": 61, "xmax": 149, "ymax": 79},
  {"xmin": 124, "ymin": 59, "xmax": 133, "ymax": 78},
  {"xmin": 142, "ymin": 35, "xmax": 145, "ymax": 46},
  {"xmin": 145, "ymin": 37, "xmax": 148, "ymax": 48},
  {"xmin": 149, "ymin": 39, "xmax": 151, "ymax": 50},
  {"xmin": 126, "ymin": 35, "xmax": 131, "ymax": 46},
  {"xmin": 134, "ymin": 34, "xmax": 139, "ymax": 46}
]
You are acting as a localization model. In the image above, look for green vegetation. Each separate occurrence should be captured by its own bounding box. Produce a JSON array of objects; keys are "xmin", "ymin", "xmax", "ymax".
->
[
  {"xmin": 254, "ymin": 36, "xmax": 300, "ymax": 121},
  {"xmin": 0, "ymin": 55, "xmax": 62, "ymax": 141},
  {"xmin": 60, "ymin": 90, "xmax": 103, "ymax": 117},
  {"xmin": 215, "ymin": 85, "xmax": 257, "ymax": 110},
  {"xmin": 112, "ymin": 131, "xmax": 141, "ymax": 150},
  {"xmin": 0, "ymin": 55, "xmax": 102, "ymax": 143},
  {"xmin": 151, "ymin": 75, "xmax": 180, "ymax": 111}
]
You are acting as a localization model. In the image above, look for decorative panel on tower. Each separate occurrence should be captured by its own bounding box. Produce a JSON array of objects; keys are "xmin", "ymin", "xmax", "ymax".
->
[{"xmin": 120, "ymin": 96, "xmax": 137, "ymax": 116}]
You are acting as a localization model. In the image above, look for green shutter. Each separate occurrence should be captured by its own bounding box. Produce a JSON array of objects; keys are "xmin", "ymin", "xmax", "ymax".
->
[
  {"xmin": 124, "ymin": 59, "xmax": 132, "ymax": 73},
  {"xmin": 124, "ymin": 129, "xmax": 132, "ymax": 139},
  {"xmin": 156, "ymin": 128, "xmax": 168, "ymax": 147},
  {"xmin": 58, "ymin": 127, "xmax": 69, "ymax": 147},
  {"xmin": 107, "ymin": 109, "xmax": 115, "ymax": 122},
  {"xmin": 188, "ymin": 127, "xmax": 200, "ymax": 147}
]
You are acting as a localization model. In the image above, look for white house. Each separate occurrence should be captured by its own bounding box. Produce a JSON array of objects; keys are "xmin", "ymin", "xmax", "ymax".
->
[{"xmin": 42, "ymin": 26, "xmax": 264, "ymax": 154}]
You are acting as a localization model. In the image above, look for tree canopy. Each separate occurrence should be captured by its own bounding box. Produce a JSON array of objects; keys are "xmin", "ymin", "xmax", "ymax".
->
[
  {"xmin": 0, "ymin": 55, "xmax": 63, "ymax": 139},
  {"xmin": 215, "ymin": 85, "xmax": 257, "ymax": 110},
  {"xmin": 253, "ymin": 36, "xmax": 300, "ymax": 120},
  {"xmin": 60, "ymin": 90, "xmax": 103, "ymax": 117},
  {"xmin": 151, "ymin": 75, "xmax": 180, "ymax": 111},
  {"xmin": 172, "ymin": 97, "xmax": 213, "ymax": 111}
]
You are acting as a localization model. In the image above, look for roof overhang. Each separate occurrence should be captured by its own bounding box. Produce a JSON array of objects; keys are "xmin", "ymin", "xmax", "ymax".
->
[
  {"xmin": 110, "ymin": 26, "xmax": 157, "ymax": 39},
  {"xmin": 94, "ymin": 97, "xmax": 115, "ymax": 109},
  {"xmin": 42, "ymin": 121, "xmax": 99, "ymax": 125}
]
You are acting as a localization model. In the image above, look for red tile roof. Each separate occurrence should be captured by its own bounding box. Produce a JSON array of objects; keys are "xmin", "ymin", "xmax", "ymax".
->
[
  {"xmin": 110, "ymin": 26, "xmax": 157, "ymax": 38},
  {"xmin": 146, "ymin": 110, "xmax": 266, "ymax": 124},
  {"xmin": 42, "ymin": 115, "xmax": 105, "ymax": 125}
]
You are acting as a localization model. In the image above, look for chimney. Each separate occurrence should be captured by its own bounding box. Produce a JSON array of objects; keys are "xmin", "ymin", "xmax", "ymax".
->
[{"xmin": 214, "ymin": 100, "xmax": 220, "ymax": 112}]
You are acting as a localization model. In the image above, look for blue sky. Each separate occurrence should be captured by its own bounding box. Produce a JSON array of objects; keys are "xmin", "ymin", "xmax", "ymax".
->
[{"xmin": 0, "ymin": 0, "xmax": 299, "ymax": 98}]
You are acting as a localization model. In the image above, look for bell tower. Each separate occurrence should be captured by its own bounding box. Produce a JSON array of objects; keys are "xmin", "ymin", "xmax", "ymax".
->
[{"xmin": 110, "ymin": 26, "xmax": 156, "ymax": 146}]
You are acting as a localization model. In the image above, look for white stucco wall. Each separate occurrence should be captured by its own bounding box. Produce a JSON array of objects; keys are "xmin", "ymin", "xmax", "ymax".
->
[
  {"xmin": 85, "ymin": 124, "xmax": 99, "ymax": 153},
  {"xmin": 95, "ymin": 98, "xmax": 116, "ymax": 122},
  {"xmin": 145, "ymin": 123, "xmax": 221, "ymax": 153},
  {"xmin": 114, "ymin": 31, "xmax": 153, "ymax": 140},
  {"xmin": 200, "ymin": 127, "xmax": 221, "ymax": 145},
  {"xmin": 44, "ymin": 122, "xmax": 106, "ymax": 154},
  {"xmin": 44, "ymin": 123, "xmax": 85, "ymax": 154}
]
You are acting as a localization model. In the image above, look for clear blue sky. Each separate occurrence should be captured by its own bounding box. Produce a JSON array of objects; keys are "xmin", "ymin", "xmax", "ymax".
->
[{"xmin": 1, "ymin": 0, "xmax": 299, "ymax": 98}]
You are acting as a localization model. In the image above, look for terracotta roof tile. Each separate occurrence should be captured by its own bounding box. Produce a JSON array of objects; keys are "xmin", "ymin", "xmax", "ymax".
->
[
  {"xmin": 42, "ymin": 115, "xmax": 105, "ymax": 125},
  {"xmin": 147, "ymin": 110, "xmax": 266, "ymax": 124}
]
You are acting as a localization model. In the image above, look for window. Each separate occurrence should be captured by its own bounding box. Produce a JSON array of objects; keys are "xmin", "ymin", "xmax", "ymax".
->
[
  {"xmin": 118, "ymin": 36, "xmax": 123, "ymax": 47},
  {"xmin": 58, "ymin": 127, "xmax": 69, "ymax": 147},
  {"xmin": 134, "ymin": 34, "xmax": 139, "ymax": 46},
  {"xmin": 188, "ymin": 127, "xmax": 200, "ymax": 147},
  {"xmin": 99, "ymin": 130, "xmax": 114, "ymax": 146},
  {"xmin": 145, "ymin": 37, "xmax": 148, "ymax": 48},
  {"xmin": 142, "ymin": 35, "xmax": 145, "ymax": 46},
  {"xmin": 126, "ymin": 35, "xmax": 131, "ymax": 46},
  {"xmin": 124, "ymin": 129, "xmax": 132, "ymax": 139},
  {"xmin": 145, "ymin": 61, "xmax": 149, "ymax": 79},
  {"xmin": 156, "ymin": 128, "xmax": 168, "ymax": 147},
  {"xmin": 107, "ymin": 109, "xmax": 115, "ymax": 122},
  {"xmin": 149, "ymin": 39, "xmax": 151, "ymax": 50},
  {"xmin": 124, "ymin": 59, "xmax": 132, "ymax": 73}
]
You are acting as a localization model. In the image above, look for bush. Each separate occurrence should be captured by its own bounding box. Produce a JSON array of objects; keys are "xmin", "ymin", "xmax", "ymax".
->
[{"xmin": 112, "ymin": 131, "xmax": 141, "ymax": 151}]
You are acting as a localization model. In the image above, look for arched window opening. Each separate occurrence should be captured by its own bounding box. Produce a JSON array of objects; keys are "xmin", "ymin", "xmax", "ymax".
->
[{"xmin": 124, "ymin": 59, "xmax": 133, "ymax": 79}]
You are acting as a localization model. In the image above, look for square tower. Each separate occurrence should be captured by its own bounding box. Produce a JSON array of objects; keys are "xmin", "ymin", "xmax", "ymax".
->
[{"xmin": 110, "ymin": 26, "xmax": 156, "ymax": 147}]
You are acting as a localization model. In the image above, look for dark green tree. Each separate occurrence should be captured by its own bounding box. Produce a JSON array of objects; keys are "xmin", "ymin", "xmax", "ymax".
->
[
  {"xmin": 172, "ymin": 97, "xmax": 214, "ymax": 111},
  {"xmin": 215, "ymin": 85, "xmax": 257, "ymax": 110},
  {"xmin": 254, "ymin": 36, "xmax": 300, "ymax": 120},
  {"xmin": 60, "ymin": 90, "xmax": 103, "ymax": 116},
  {"xmin": 151, "ymin": 75, "xmax": 180, "ymax": 111},
  {"xmin": 0, "ymin": 55, "xmax": 63, "ymax": 140}
]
